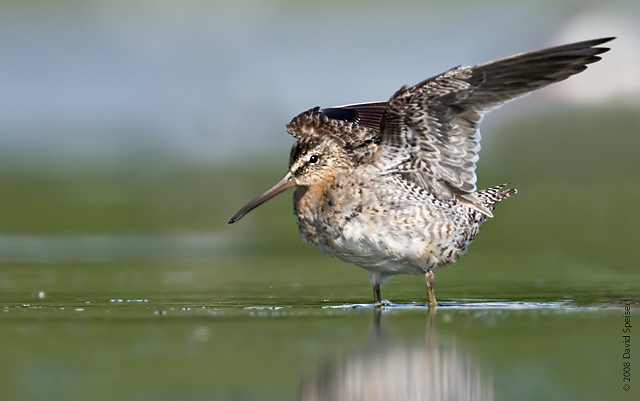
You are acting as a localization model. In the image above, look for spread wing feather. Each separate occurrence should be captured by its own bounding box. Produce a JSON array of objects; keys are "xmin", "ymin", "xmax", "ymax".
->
[{"xmin": 376, "ymin": 37, "xmax": 613, "ymax": 212}]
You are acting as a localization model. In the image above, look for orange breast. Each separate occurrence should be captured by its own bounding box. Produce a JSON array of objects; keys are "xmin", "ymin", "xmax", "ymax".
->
[{"xmin": 293, "ymin": 174, "xmax": 336, "ymax": 215}]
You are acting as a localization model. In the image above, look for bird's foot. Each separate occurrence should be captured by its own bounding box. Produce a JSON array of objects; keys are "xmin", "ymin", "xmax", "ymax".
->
[{"xmin": 374, "ymin": 299, "xmax": 392, "ymax": 308}]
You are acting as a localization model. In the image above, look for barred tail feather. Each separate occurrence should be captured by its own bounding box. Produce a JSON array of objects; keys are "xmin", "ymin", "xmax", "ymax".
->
[
  {"xmin": 457, "ymin": 184, "xmax": 516, "ymax": 218},
  {"xmin": 477, "ymin": 184, "xmax": 517, "ymax": 212}
]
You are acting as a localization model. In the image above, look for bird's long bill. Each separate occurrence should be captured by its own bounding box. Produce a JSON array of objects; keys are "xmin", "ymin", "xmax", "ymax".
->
[{"xmin": 228, "ymin": 172, "xmax": 296, "ymax": 224}]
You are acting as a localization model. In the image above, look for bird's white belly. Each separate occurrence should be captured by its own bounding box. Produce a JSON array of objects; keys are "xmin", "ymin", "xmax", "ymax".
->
[{"xmin": 320, "ymin": 213, "xmax": 435, "ymax": 277}]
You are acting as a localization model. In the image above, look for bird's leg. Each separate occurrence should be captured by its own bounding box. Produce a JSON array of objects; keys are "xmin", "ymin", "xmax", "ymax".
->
[
  {"xmin": 372, "ymin": 281, "xmax": 382, "ymax": 308},
  {"xmin": 425, "ymin": 270, "xmax": 437, "ymax": 307}
]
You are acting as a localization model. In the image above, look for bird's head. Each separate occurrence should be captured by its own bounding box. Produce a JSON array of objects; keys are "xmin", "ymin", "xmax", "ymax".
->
[{"xmin": 228, "ymin": 135, "xmax": 349, "ymax": 224}]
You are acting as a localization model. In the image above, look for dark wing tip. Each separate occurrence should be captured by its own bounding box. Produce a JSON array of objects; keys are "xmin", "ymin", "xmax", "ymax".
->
[
  {"xmin": 544, "ymin": 36, "xmax": 615, "ymax": 61},
  {"xmin": 577, "ymin": 36, "xmax": 615, "ymax": 48}
]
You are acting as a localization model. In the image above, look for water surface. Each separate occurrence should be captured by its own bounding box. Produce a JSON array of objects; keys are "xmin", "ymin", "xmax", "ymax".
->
[{"xmin": 0, "ymin": 254, "xmax": 636, "ymax": 401}]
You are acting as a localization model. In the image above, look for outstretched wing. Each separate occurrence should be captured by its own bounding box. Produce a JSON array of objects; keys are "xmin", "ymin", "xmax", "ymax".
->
[{"xmin": 376, "ymin": 37, "xmax": 613, "ymax": 215}]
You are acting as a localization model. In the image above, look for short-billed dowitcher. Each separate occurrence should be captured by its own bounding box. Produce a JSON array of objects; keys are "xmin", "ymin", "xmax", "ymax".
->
[{"xmin": 229, "ymin": 38, "xmax": 613, "ymax": 307}]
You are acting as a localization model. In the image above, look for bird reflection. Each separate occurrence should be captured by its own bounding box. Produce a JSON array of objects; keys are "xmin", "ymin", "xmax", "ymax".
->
[{"xmin": 298, "ymin": 309, "xmax": 493, "ymax": 401}]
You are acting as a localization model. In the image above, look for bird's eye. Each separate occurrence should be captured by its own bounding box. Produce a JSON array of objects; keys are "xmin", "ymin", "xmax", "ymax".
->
[{"xmin": 308, "ymin": 155, "xmax": 319, "ymax": 164}]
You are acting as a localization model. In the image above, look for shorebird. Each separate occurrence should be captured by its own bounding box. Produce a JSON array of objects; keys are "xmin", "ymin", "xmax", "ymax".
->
[{"xmin": 229, "ymin": 37, "xmax": 613, "ymax": 307}]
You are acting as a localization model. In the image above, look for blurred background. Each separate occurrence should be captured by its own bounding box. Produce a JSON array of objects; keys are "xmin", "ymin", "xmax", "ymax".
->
[{"xmin": 1, "ymin": 1, "xmax": 639, "ymax": 400}]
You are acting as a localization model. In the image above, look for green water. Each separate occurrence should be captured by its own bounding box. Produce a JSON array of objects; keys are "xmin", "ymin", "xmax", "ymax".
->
[
  {"xmin": 0, "ymin": 289, "xmax": 635, "ymax": 401},
  {"xmin": 1, "ymin": 107, "xmax": 639, "ymax": 400}
]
